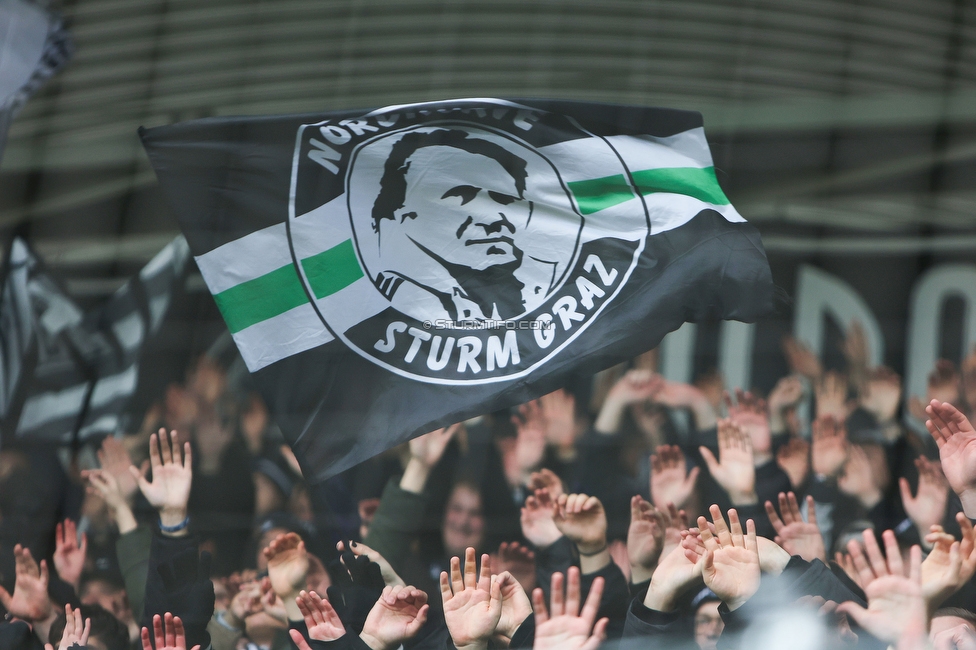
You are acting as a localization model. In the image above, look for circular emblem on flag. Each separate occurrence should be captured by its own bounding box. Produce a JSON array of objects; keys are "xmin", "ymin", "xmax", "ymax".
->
[{"xmin": 289, "ymin": 101, "xmax": 648, "ymax": 385}]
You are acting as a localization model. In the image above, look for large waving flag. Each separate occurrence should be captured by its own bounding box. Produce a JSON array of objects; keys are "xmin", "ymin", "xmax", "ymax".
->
[
  {"xmin": 141, "ymin": 98, "xmax": 773, "ymax": 480},
  {"xmin": 0, "ymin": 0, "xmax": 72, "ymax": 161},
  {"xmin": 0, "ymin": 237, "xmax": 190, "ymax": 444}
]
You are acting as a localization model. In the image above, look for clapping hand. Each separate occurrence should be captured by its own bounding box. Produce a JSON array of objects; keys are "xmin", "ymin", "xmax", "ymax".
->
[
  {"xmin": 288, "ymin": 590, "xmax": 344, "ymax": 649},
  {"xmin": 531, "ymin": 567, "xmax": 608, "ymax": 650},
  {"xmin": 697, "ymin": 505, "xmax": 761, "ymax": 611},
  {"xmin": 650, "ymin": 445, "xmax": 699, "ymax": 510},
  {"xmin": 700, "ymin": 419, "xmax": 757, "ymax": 505},
  {"xmin": 45, "ymin": 604, "xmax": 90, "ymax": 650},
  {"xmin": 521, "ymin": 489, "xmax": 562, "ymax": 549},
  {"xmin": 811, "ymin": 416, "xmax": 849, "ymax": 479},
  {"xmin": 440, "ymin": 548, "xmax": 502, "ymax": 650},
  {"xmin": 360, "ymin": 585, "xmax": 429, "ymax": 650},
  {"xmin": 141, "ymin": 613, "xmax": 201, "ymax": 650},
  {"xmin": 131, "ymin": 429, "xmax": 192, "ymax": 531},
  {"xmin": 926, "ymin": 400, "xmax": 976, "ymax": 517},
  {"xmin": 627, "ymin": 496, "xmax": 667, "ymax": 584},
  {"xmin": 764, "ymin": 492, "xmax": 826, "ymax": 562},
  {"xmin": 900, "ymin": 456, "xmax": 949, "ymax": 536},
  {"xmin": 263, "ymin": 532, "xmax": 309, "ymax": 621},
  {"xmin": 921, "ymin": 513, "xmax": 976, "ymax": 611},
  {"xmin": 837, "ymin": 530, "xmax": 927, "ymax": 643},
  {"xmin": 53, "ymin": 519, "xmax": 87, "ymax": 591},
  {"xmin": 553, "ymin": 493, "xmax": 608, "ymax": 556},
  {"xmin": 0, "ymin": 544, "xmax": 52, "ymax": 621}
]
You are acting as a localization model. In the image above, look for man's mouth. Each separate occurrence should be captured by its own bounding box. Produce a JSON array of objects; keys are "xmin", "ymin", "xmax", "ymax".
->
[{"xmin": 465, "ymin": 237, "xmax": 513, "ymax": 247}]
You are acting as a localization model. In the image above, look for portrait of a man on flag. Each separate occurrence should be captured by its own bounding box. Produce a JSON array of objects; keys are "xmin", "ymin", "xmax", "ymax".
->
[{"xmin": 352, "ymin": 125, "xmax": 581, "ymax": 324}]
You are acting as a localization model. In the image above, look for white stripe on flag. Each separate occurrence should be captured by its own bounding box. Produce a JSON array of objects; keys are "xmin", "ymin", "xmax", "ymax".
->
[
  {"xmin": 195, "ymin": 223, "xmax": 293, "ymax": 293},
  {"xmin": 233, "ymin": 304, "xmax": 335, "ymax": 373},
  {"xmin": 17, "ymin": 382, "xmax": 88, "ymax": 433}
]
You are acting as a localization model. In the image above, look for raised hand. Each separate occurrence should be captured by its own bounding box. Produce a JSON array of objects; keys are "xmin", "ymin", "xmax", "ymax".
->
[
  {"xmin": 553, "ymin": 493, "xmax": 607, "ymax": 556},
  {"xmin": 776, "ymin": 436, "xmax": 811, "ymax": 490},
  {"xmin": 141, "ymin": 613, "xmax": 202, "ymax": 650},
  {"xmin": 440, "ymin": 548, "xmax": 502, "ymax": 650},
  {"xmin": 401, "ymin": 424, "xmax": 461, "ymax": 494},
  {"xmin": 726, "ymin": 389, "xmax": 773, "ymax": 458},
  {"xmin": 700, "ymin": 419, "xmax": 757, "ymax": 505},
  {"xmin": 698, "ymin": 505, "xmax": 761, "ymax": 611},
  {"xmin": 98, "ymin": 435, "xmax": 139, "ymax": 502},
  {"xmin": 926, "ymin": 399, "xmax": 976, "ymax": 517},
  {"xmin": 521, "ymin": 490, "xmax": 562, "ymax": 549},
  {"xmin": 811, "ymin": 416, "xmax": 849, "ymax": 479},
  {"xmin": 52, "ymin": 604, "xmax": 91, "ymax": 650},
  {"xmin": 53, "ymin": 519, "xmax": 87, "ymax": 591},
  {"xmin": 837, "ymin": 531, "xmax": 927, "ymax": 643},
  {"xmin": 540, "ymin": 389, "xmax": 578, "ymax": 449},
  {"xmin": 492, "ymin": 541, "xmax": 536, "ymax": 592},
  {"xmin": 0, "ymin": 544, "xmax": 52, "ymax": 621},
  {"xmin": 336, "ymin": 540, "xmax": 405, "ymax": 587},
  {"xmin": 263, "ymin": 532, "xmax": 309, "ymax": 621},
  {"xmin": 360, "ymin": 585, "xmax": 429, "ymax": 650},
  {"xmin": 921, "ymin": 513, "xmax": 976, "ymax": 611},
  {"xmin": 661, "ymin": 503, "xmax": 689, "ymax": 561},
  {"xmin": 768, "ymin": 375, "xmax": 805, "ymax": 434},
  {"xmin": 649, "ymin": 445, "xmax": 699, "ymax": 510},
  {"xmin": 782, "ymin": 336, "xmax": 823, "ymax": 380},
  {"xmin": 764, "ymin": 492, "xmax": 826, "ymax": 562},
  {"xmin": 861, "ymin": 367, "xmax": 903, "ymax": 426},
  {"xmin": 221, "ymin": 580, "xmax": 263, "ymax": 631},
  {"xmin": 644, "ymin": 535, "xmax": 704, "ymax": 612},
  {"xmin": 289, "ymin": 590, "xmax": 344, "ymax": 647},
  {"xmin": 532, "ymin": 567, "xmax": 608, "ymax": 650},
  {"xmin": 838, "ymin": 445, "xmax": 883, "ymax": 509},
  {"xmin": 900, "ymin": 456, "xmax": 949, "ymax": 536},
  {"xmin": 83, "ymin": 468, "xmax": 138, "ymax": 535},
  {"xmin": 505, "ymin": 408, "xmax": 547, "ymax": 488},
  {"xmin": 627, "ymin": 495, "xmax": 667, "ymax": 584},
  {"xmin": 816, "ymin": 372, "xmax": 851, "ymax": 421},
  {"xmin": 494, "ymin": 571, "xmax": 532, "ymax": 642},
  {"xmin": 528, "ymin": 468, "xmax": 564, "ymax": 501},
  {"xmin": 130, "ymin": 428, "xmax": 192, "ymax": 529}
]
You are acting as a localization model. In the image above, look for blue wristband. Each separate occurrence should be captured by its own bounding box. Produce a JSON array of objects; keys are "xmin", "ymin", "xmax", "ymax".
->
[{"xmin": 159, "ymin": 516, "xmax": 190, "ymax": 533}]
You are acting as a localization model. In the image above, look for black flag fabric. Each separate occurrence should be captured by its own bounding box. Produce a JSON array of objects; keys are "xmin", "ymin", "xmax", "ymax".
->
[
  {"xmin": 140, "ymin": 98, "xmax": 773, "ymax": 481},
  {"xmin": 0, "ymin": 0, "xmax": 73, "ymax": 161},
  {"xmin": 0, "ymin": 236, "xmax": 190, "ymax": 444}
]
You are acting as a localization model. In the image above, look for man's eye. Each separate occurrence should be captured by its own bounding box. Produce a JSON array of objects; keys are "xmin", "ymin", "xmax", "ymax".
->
[
  {"xmin": 441, "ymin": 186, "xmax": 480, "ymax": 205},
  {"xmin": 488, "ymin": 191, "xmax": 517, "ymax": 205}
]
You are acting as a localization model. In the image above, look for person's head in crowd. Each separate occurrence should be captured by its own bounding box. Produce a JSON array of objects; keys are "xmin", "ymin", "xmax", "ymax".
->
[
  {"xmin": 0, "ymin": 450, "xmax": 32, "ymax": 519},
  {"xmin": 442, "ymin": 479, "xmax": 485, "ymax": 557},
  {"xmin": 696, "ymin": 368, "xmax": 725, "ymax": 411},
  {"xmin": 78, "ymin": 573, "xmax": 129, "ymax": 623},
  {"xmin": 49, "ymin": 603, "xmax": 129, "ymax": 650},
  {"xmin": 164, "ymin": 383, "xmax": 199, "ymax": 433},
  {"xmin": 931, "ymin": 607, "xmax": 976, "ymax": 646},
  {"xmin": 692, "ymin": 590, "xmax": 725, "ymax": 650},
  {"xmin": 187, "ymin": 354, "xmax": 228, "ymax": 406}
]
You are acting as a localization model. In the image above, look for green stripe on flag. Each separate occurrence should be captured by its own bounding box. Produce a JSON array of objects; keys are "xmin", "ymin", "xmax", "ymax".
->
[
  {"xmin": 300, "ymin": 239, "xmax": 365, "ymax": 299},
  {"xmin": 567, "ymin": 175, "xmax": 636, "ymax": 215},
  {"xmin": 213, "ymin": 264, "xmax": 308, "ymax": 333},
  {"xmin": 568, "ymin": 166, "xmax": 729, "ymax": 215},
  {"xmin": 631, "ymin": 166, "xmax": 729, "ymax": 206}
]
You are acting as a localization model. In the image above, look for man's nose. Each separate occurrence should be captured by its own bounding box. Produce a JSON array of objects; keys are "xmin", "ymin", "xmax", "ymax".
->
[{"xmin": 478, "ymin": 211, "xmax": 515, "ymax": 235}]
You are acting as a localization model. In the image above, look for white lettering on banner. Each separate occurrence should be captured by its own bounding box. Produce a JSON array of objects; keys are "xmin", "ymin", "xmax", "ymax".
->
[
  {"xmin": 486, "ymin": 331, "xmax": 521, "ymax": 371},
  {"xmin": 457, "ymin": 337, "xmax": 482, "ymax": 373},
  {"xmin": 534, "ymin": 313, "xmax": 556, "ymax": 349},
  {"xmin": 307, "ymin": 139, "xmax": 342, "ymax": 173},
  {"xmin": 584, "ymin": 254, "xmax": 619, "ymax": 287},
  {"xmin": 404, "ymin": 327, "xmax": 432, "ymax": 363},
  {"xmin": 906, "ymin": 265, "xmax": 976, "ymax": 402},
  {"xmin": 374, "ymin": 322, "xmax": 407, "ymax": 353}
]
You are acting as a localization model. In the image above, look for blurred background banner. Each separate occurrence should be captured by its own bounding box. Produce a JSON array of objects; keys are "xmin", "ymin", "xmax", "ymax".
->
[{"xmin": 0, "ymin": 0, "xmax": 72, "ymax": 161}]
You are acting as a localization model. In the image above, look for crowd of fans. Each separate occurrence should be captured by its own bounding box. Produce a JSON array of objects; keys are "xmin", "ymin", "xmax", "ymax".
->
[{"xmin": 3, "ymin": 326, "xmax": 976, "ymax": 649}]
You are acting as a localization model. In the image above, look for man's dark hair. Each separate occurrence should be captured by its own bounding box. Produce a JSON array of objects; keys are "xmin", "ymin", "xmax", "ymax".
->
[
  {"xmin": 934, "ymin": 607, "xmax": 976, "ymax": 628},
  {"xmin": 371, "ymin": 128, "xmax": 529, "ymax": 233},
  {"xmin": 49, "ymin": 603, "xmax": 129, "ymax": 650}
]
